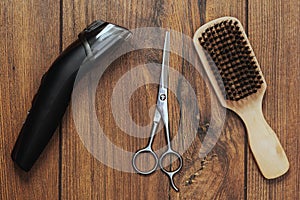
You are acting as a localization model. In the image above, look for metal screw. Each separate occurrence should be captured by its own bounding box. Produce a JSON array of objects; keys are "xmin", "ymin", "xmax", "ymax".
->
[{"xmin": 160, "ymin": 94, "xmax": 166, "ymax": 101}]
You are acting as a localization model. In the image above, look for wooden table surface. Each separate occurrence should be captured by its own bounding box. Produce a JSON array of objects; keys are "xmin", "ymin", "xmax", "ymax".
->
[{"xmin": 0, "ymin": 0, "xmax": 299, "ymax": 199}]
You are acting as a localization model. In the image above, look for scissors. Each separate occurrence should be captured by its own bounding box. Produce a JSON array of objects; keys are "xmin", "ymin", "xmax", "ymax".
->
[{"xmin": 132, "ymin": 31, "xmax": 183, "ymax": 191}]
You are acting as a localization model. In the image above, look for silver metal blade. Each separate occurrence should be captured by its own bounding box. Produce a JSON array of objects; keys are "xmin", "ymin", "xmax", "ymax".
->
[
  {"xmin": 160, "ymin": 31, "xmax": 170, "ymax": 89},
  {"xmin": 152, "ymin": 107, "xmax": 161, "ymax": 123}
]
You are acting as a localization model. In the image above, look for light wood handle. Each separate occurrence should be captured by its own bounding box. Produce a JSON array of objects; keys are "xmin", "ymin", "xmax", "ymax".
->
[{"xmin": 237, "ymin": 99, "xmax": 289, "ymax": 179}]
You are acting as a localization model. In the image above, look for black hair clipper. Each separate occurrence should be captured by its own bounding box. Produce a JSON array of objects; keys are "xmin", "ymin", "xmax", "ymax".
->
[{"xmin": 11, "ymin": 20, "xmax": 131, "ymax": 171}]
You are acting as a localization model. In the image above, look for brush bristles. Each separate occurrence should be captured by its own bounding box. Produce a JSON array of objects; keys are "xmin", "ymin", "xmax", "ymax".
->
[{"xmin": 198, "ymin": 19, "xmax": 263, "ymax": 101}]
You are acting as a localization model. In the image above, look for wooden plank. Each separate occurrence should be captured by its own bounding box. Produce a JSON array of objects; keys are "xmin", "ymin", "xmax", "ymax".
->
[
  {"xmin": 166, "ymin": 1, "xmax": 247, "ymax": 199},
  {"xmin": 1, "ymin": 0, "xmax": 298, "ymax": 199},
  {"xmin": 247, "ymin": 0, "xmax": 300, "ymax": 199},
  {"xmin": 60, "ymin": 0, "xmax": 249, "ymax": 199},
  {"xmin": 0, "ymin": 0, "xmax": 60, "ymax": 199},
  {"xmin": 61, "ymin": 0, "xmax": 171, "ymax": 199}
]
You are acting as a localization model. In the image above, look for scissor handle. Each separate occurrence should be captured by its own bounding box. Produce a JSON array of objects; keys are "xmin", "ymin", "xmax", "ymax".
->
[
  {"xmin": 159, "ymin": 149, "xmax": 183, "ymax": 191},
  {"xmin": 132, "ymin": 148, "xmax": 159, "ymax": 175}
]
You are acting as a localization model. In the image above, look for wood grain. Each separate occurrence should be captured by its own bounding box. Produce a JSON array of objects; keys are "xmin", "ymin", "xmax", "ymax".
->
[
  {"xmin": 247, "ymin": 0, "xmax": 300, "ymax": 199},
  {"xmin": 61, "ymin": 1, "xmax": 171, "ymax": 199},
  {"xmin": 61, "ymin": 0, "xmax": 247, "ymax": 199},
  {"xmin": 0, "ymin": 0, "xmax": 60, "ymax": 199},
  {"xmin": 174, "ymin": 1, "xmax": 247, "ymax": 199},
  {"xmin": 0, "ymin": 0, "xmax": 299, "ymax": 199}
]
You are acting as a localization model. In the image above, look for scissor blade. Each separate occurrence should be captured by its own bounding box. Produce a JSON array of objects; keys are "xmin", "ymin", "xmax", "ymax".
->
[{"xmin": 160, "ymin": 31, "xmax": 170, "ymax": 89}]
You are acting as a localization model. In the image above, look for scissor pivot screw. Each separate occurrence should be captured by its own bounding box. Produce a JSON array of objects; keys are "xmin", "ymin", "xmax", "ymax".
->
[{"xmin": 160, "ymin": 94, "xmax": 166, "ymax": 101}]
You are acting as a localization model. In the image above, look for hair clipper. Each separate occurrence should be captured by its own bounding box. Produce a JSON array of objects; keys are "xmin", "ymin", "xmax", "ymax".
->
[{"xmin": 11, "ymin": 20, "xmax": 131, "ymax": 171}]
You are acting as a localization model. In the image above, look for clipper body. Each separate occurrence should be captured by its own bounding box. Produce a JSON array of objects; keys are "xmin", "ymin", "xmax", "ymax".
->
[{"xmin": 12, "ymin": 21, "xmax": 131, "ymax": 171}]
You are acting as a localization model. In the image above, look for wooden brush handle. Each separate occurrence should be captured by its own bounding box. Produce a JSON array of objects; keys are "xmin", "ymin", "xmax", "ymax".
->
[{"xmin": 237, "ymin": 99, "xmax": 289, "ymax": 179}]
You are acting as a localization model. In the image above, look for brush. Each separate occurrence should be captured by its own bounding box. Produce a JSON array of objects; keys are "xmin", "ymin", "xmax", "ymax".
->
[{"xmin": 193, "ymin": 17, "xmax": 289, "ymax": 179}]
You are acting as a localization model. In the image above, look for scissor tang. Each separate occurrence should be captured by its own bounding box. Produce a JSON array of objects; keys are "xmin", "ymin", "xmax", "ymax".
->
[{"xmin": 156, "ymin": 86, "xmax": 183, "ymax": 192}]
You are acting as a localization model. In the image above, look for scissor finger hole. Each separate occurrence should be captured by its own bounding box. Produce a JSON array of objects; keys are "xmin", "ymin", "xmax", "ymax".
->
[
  {"xmin": 160, "ymin": 152, "xmax": 182, "ymax": 173},
  {"xmin": 132, "ymin": 151, "xmax": 158, "ymax": 174}
]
